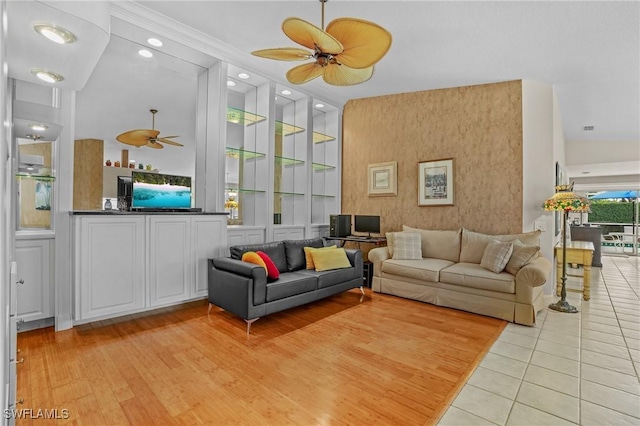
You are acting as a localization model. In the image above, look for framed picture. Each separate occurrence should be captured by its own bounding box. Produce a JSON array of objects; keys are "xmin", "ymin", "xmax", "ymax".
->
[
  {"xmin": 368, "ymin": 161, "xmax": 398, "ymax": 196},
  {"xmin": 418, "ymin": 158, "xmax": 454, "ymax": 206}
]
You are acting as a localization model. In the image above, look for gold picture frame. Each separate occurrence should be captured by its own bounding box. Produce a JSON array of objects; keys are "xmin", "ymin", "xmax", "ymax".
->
[
  {"xmin": 367, "ymin": 161, "xmax": 397, "ymax": 197},
  {"xmin": 418, "ymin": 158, "xmax": 454, "ymax": 206}
]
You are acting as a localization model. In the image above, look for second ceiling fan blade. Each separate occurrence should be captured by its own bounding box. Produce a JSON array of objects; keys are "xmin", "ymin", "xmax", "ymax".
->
[
  {"xmin": 252, "ymin": 47, "xmax": 312, "ymax": 61},
  {"xmin": 282, "ymin": 18, "xmax": 343, "ymax": 54},
  {"xmin": 286, "ymin": 63, "xmax": 324, "ymax": 85},
  {"xmin": 322, "ymin": 63, "xmax": 374, "ymax": 86},
  {"xmin": 326, "ymin": 18, "xmax": 392, "ymax": 69},
  {"xmin": 156, "ymin": 138, "xmax": 184, "ymax": 147}
]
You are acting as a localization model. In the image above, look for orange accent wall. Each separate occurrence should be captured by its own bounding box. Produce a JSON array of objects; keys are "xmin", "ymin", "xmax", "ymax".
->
[{"xmin": 342, "ymin": 80, "xmax": 524, "ymax": 235}]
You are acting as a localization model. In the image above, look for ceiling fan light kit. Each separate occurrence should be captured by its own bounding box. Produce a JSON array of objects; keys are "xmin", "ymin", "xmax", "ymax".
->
[
  {"xmin": 251, "ymin": 0, "xmax": 392, "ymax": 86},
  {"xmin": 116, "ymin": 109, "xmax": 183, "ymax": 149}
]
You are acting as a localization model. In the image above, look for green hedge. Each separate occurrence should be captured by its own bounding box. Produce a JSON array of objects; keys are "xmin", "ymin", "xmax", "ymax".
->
[{"xmin": 588, "ymin": 201, "xmax": 635, "ymax": 223}]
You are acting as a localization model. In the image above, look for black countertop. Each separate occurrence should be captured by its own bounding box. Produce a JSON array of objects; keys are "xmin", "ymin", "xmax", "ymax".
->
[{"xmin": 70, "ymin": 210, "xmax": 228, "ymax": 216}]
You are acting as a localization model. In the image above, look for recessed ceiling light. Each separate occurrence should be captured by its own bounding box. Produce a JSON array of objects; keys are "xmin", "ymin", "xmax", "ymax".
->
[
  {"xmin": 227, "ymin": 80, "xmax": 237, "ymax": 87},
  {"xmin": 147, "ymin": 38, "xmax": 163, "ymax": 47},
  {"xmin": 28, "ymin": 123, "xmax": 48, "ymax": 131},
  {"xmin": 138, "ymin": 49, "xmax": 153, "ymax": 58},
  {"xmin": 238, "ymin": 73, "xmax": 250, "ymax": 79},
  {"xmin": 281, "ymin": 89, "xmax": 292, "ymax": 95},
  {"xmin": 25, "ymin": 134, "xmax": 43, "ymax": 140},
  {"xmin": 315, "ymin": 103, "xmax": 325, "ymax": 108},
  {"xmin": 31, "ymin": 68, "xmax": 64, "ymax": 83},
  {"xmin": 33, "ymin": 24, "xmax": 76, "ymax": 44},
  {"xmin": 583, "ymin": 125, "xmax": 595, "ymax": 131}
]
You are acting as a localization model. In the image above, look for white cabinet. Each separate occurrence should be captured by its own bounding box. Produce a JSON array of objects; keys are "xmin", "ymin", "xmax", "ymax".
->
[
  {"xmin": 73, "ymin": 214, "xmax": 227, "ymax": 323},
  {"xmin": 272, "ymin": 226, "xmax": 305, "ymax": 241},
  {"xmin": 148, "ymin": 216, "xmax": 191, "ymax": 307},
  {"xmin": 74, "ymin": 216, "xmax": 145, "ymax": 322},
  {"xmin": 227, "ymin": 226, "xmax": 265, "ymax": 253},
  {"xmin": 15, "ymin": 238, "xmax": 53, "ymax": 322}
]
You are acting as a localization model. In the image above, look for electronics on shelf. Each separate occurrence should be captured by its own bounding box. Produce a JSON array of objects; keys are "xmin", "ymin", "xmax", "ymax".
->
[
  {"xmin": 329, "ymin": 214, "xmax": 351, "ymax": 237},
  {"xmin": 354, "ymin": 215, "xmax": 380, "ymax": 237},
  {"xmin": 131, "ymin": 171, "xmax": 192, "ymax": 210}
]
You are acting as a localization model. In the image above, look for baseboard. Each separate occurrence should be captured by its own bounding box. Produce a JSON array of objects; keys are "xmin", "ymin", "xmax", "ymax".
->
[{"xmin": 18, "ymin": 317, "xmax": 55, "ymax": 333}]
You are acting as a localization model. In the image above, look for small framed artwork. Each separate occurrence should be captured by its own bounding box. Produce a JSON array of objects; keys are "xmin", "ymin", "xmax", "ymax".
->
[
  {"xmin": 418, "ymin": 158, "xmax": 454, "ymax": 206},
  {"xmin": 367, "ymin": 161, "xmax": 397, "ymax": 197}
]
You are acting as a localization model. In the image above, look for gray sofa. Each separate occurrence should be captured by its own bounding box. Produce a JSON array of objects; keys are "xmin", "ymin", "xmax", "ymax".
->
[{"xmin": 208, "ymin": 238, "xmax": 364, "ymax": 334}]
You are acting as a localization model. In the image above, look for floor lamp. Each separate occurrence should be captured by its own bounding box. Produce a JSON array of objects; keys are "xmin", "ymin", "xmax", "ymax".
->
[{"xmin": 542, "ymin": 183, "xmax": 591, "ymax": 313}]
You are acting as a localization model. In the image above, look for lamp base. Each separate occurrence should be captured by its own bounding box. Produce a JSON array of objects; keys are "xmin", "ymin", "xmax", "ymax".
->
[{"xmin": 548, "ymin": 300, "xmax": 578, "ymax": 313}]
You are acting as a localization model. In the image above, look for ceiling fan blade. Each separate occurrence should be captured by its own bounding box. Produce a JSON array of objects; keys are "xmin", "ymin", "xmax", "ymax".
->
[
  {"xmin": 286, "ymin": 63, "xmax": 324, "ymax": 85},
  {"xmin": 252, "ymin": 47, "xmax": 312, "ymax": 61},
  {"xmin": 282, "ymin": 18, "xmax": 343, "ymax": 54},
  {"xmin": 326, "ymin": 18, "xmax": 392, "ymax": 69},
  {"xmin": 146, "ymin": 140, "xmax": 164, "ymax": 149},
  {"xmin": 322, "ymin": 63, "xmax": 374, "ymax": 86},
  {"xmin": 159, "ymin": 135, "xmax": 179, "ymax": 139},
  {"xmin": 116, "ymin": 129, "xmax": 159, "ymax": 147},
  {"xmin": 156, "ymin": 138, "xmax": 184, "ymax": 147}
]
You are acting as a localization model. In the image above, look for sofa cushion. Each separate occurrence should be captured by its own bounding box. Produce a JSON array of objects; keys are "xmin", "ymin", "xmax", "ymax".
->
[
  {"xmin": 297, "ymin": 267, "xmax": 359, "ymax": 289},
  {"xmin": 392, "ymin": 232, "xmax": 422, "ymax": 260},
  {"xmin": 231, "ymin": 241, "xmax": 288, "ymax": 273},
  {"xmin": 480, "ymin": 240, "xmax": 514, "ymax": 273},
  {"xmin": 505, "ymin": 240, "xmax": 540, "ymax": 275},
  {"xmin": 256, "ymin": 251, "xmax": 280, "ymax": 281},
  {"xmin": 402, "ymin": 225, "xmax": 461, "ymax": 262},
  {"xmin": 304, "ymin": 245, "xmax": 337, "ymax": 269},
  {"xmin": 312, "ymin": 247, "xmax": 352, "ymax": 271},
  {"xmin": 440, "ymin": 263, "xmax": 515, "ymax": 294},
  {"xmin": 460, "ymin": 228, "xmax": 541, "ymax": 264},
  {"xmin": 382, "ymin": 258, "xmax": 455, "ymax": 282},
  {"xmin": 265, "ymin": 272, "xmax": 318, "ymax": 302},
  {"xmin": 284, "ymin": 238, "xmax": 324, "ymax": 271}
]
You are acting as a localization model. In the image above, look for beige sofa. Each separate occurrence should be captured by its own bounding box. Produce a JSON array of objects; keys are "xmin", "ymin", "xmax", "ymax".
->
[{"xmin": 368, "ymin": 226, "xmax": 552, "ymax": 326}]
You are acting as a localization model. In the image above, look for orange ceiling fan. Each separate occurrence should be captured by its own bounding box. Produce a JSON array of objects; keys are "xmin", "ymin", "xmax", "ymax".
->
[
  {"xmin": 116, "ymin": 109, "xmax": 183, "ymax": 149},
  {"xmin": 251, "ymin": 0, "xmax": 392, "ymax": 86}
]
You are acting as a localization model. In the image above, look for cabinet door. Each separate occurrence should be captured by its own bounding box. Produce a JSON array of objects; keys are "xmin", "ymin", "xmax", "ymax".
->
[
  {"xmin": 148, "ymin": 216, "xmax": 191, "ymax": 307},
  {"xmin": 15, "ymin": 239, "xmax": 53, "ymax": 322},
  {"xmin": 192, "ymin": 216, "xmax": 225, "ymax": 298},
  {"xmin": 76, "ymin": 216, "xmax": 145, "ymax": 321}
]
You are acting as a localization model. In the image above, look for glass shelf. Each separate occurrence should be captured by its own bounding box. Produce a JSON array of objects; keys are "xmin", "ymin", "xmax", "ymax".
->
[
  {"xmin": 275, "ymin": 156, "xmax": 305, "ymax": 166},
  {"xmin": 312, "ymin": 163, "xmax": 336, "ymax": 171},
  {"xmin": 313, "ymin": 132, "xmax": 336, "ymax": 143},
  {"xmin": 15, "ymin": 173, "xmax": 56, "ymax": 181},
  {"xmin": 275, "ymin": 191, "xmax": 305, "ymax": 196},
  {"xmin": 312, "ymin": 194, "xmax": 336, "ymax": 198},
  {"xmin": 225, "ymin": 147, "xmax": 266, "ymax": 159},
  {"xmin": 275, "ymin": 121, "xmax": 305, "ymax": 136},
  {"xmin": 226, "ymin": 107, "xmax": 266, "ymax": 125},
  {"xmin": 226, "ymin": 188, "xmax": 266, "ymax": 194}
]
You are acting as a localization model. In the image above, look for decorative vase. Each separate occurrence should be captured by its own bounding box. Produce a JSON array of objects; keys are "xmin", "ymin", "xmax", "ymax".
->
[
  {"xmin": 105, "ymin": 159, "xmax": 112, "ymax": 166},
  {"xmin": 104, "ymin": 199, "xmax": 112, "ymax": 210}
]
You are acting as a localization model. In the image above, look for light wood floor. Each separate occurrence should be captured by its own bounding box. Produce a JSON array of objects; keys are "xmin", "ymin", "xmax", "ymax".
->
[{"xmin": 17, "ymin": 289, "xmax": 505, "ymax": 425}]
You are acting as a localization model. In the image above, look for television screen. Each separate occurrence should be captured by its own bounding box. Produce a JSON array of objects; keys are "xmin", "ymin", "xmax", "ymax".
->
[
  {"xmin": 354, "ymin": 215, "xmax": 380, "ymax": 236},
  {"xmin": 131, "ymin": 171, "xmax": 192, "ymax": 209}
]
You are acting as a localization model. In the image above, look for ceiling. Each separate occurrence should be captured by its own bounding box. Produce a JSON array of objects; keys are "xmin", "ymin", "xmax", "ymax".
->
[{"xmin": 6, "ymin": 0, "xmax": 639, "ymax": 179}]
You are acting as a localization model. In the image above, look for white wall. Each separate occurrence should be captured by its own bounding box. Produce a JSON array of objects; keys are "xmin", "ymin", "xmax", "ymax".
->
[
  {"xmin": 0, "ymin": 0, "xmax": 9, "ymax": 412},
  {"xmin": 522, "ymin": 80, "xmax": 560, "ymax": 296}
]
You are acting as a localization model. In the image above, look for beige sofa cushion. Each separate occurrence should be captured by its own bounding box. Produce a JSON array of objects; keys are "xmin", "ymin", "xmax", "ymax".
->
[
  {"xmin": 382, "ymin": 258, "xmax": 455, "ymax": 282},
  {"xmin": 481, "ymin": 240, "xmax": 514, "ymax": 273},
  {"xmin": 440, "ymin": 263, "xmax": 516, "ymax": 294},
  {"xmin": 402, "ymin": 225, "xmax": 461, "ymax": 262},
  {"xmin": 505, "ymin": 240, "xmax": 540, "ymax": 275},
  {"xmin": 460, "ymin": 228, "xmax": 541, "ymax": 264}
]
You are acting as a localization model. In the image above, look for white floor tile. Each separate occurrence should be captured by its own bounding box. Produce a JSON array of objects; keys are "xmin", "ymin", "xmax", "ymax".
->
[
  {"xmin": 626, "ymin": 337, "xmax": 640, "ymax": 350},
  {"xmin": 497, "ymin": 331, "xmax": 538, "ymax": 349},
  {"xmin": 580, "ymin": 314, "xmax": 619, "ymax": 327},
  {"xmin": 523, "ymin": 364, "xmax": 579, "ymax": 397},
  {"xmin": 581, "ymin": 380, "xmax": 640, "ymax": 419},
  {"xmin": 489, "ymin": 341, "xmax": 533, "ymax": 363},
  {"xmin": 581, "ymin": 401, "xmax": 640, "ymax": 426},
  {"xmin": 581, "ymin": 329, "xmax": 627, "ymax": 346},
  {"xmin": 467, "ymin": 367, "xmax": 521, "ymax": 400},
  {"xmin": 581, "ymin": 363, "xmax": 640, "ymax": 396},
  {"xmin": 581, "ymin": 337, "xmax": 631, "ymax": 360},
  {"xmin": 505, "ymin": 323, "xmax": 541, "ymax": 338},
  {"xmin": 438, "ymin": 406, "xmax": 497, "ymax": 426},
  {"xmin": 581, "ymin": 349, "xmax": 637, "ymax": 375},
  {"xmin": 480, "ymin": 353, "xmax": 528, "ymax": 379},
  {"xmin": 617, "ymin": 313, "xmax": 640, "ymax": 323},
  {"xmin": 530, "ymin": 351, "xmax": 580, "ymax": 377},
  {"xmin": 506, "ymin": 402, "xmax": 576, "ymax": 426},
  {"xmin": 615, "ymin": 306, "xmax": 640, "ymax": 316},
  {"xmin": 452, "ymin": 385, "xmax": 513, "ymax": 425},
  {"xmin": 621, "ymin": 326, "xmax": 640, "ymax": 340},
  {"xmin": 534, "ymin": 339, "xmax": 580, "ymax": 361},
  {"xmin": 515, "ymin": 382, "xmax": 579, "ymax": 423},
  {"xmin": 580, "ymin": 320, "xmax": 623, "ymax": 335},
  {"xmin": 537, "ymin": 330, "xmax": 580, "ymax": 348}
]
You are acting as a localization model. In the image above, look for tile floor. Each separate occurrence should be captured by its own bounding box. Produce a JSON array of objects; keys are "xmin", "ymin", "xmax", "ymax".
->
[{"xmin": 439, "ymin": 255, "xmax": 640, "ymax": 425}]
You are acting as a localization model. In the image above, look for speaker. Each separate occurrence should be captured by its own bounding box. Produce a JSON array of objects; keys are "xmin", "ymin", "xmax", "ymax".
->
[{"xmin": 330, "ymin": 214, "xmax": 351, "ymax": 237}]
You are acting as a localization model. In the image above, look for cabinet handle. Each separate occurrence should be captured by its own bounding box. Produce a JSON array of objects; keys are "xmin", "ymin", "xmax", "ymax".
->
[
  {"xmin": 16, "ymin": 398, "xmax": 24, "ymax": 405},
  {"xmin": 16, "ymin": 358, "xmax": 24, "ymax": 364},
  {"xmin": 17, "ymin": 279, "xmax": 24, "ymax": 285}
]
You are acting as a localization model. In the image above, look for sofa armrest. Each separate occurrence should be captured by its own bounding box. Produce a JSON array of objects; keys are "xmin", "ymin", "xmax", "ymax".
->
[
  {"xmin": 515, "ymin": 256, "xmax": 552, "ymax": 304},
  {"xmin": 345, "ymin": 249, "xmax": 363, "ymax": 278},
  {"xmin": 368, "ymin": 247, "xmax": 390, "ymax": 277},
  {"xmin": 209, "ymin": 258, "xmax": 268, "ymax": 309}
]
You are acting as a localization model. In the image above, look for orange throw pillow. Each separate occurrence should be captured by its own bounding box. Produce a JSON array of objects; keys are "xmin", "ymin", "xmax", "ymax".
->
[
  {"xmin": 256, "ymin": 251, "xmax": 280, "ymax": 281},
  {"xmin": 241, "ymin": 251, "xmax": 267, "ymax": 274}
]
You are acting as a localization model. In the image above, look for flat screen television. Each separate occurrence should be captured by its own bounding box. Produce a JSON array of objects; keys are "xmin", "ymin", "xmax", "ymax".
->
[
  {"xmin": 131, "ymin": 171, "xmax": 192, "ymax": 210},
  {"xmin": 354, "ymin": 215, "xmax": 380, "ymax": 237}
]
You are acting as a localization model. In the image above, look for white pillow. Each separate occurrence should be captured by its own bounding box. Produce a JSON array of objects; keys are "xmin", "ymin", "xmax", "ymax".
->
[
  {"xmin": 392, "ymin": 232, "xmax": 422, "ymax": 260},
  {"xmin": 480, "ymin": 240, "xmax": 514, "ymax": 273}
]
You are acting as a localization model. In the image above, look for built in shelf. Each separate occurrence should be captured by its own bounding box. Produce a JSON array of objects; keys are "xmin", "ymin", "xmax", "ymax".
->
[
  {"xmin": 226, "ymin": 107, "xmax": 266, "ymax": 125},
  {"xmin": 275, "ymin": 121, "xmax": 305, "ymax": 136},
  {"xmin": 312, "ymin": 132, "xmax": 336, "ymax": 143},
  {"xmin": 226, "ymin": 188, "xmax": 266, "ymax": 194},
  {"xmin": 274, "ymin": 191, "xmax": 305, "ymax": 196},
  {"xmin": 226, "ymin": 147, "xmax": 266, "ymax": 159},
  {"xmin": 311, "ymin": 194, "xmax": 336, "ymax": 198},
  {"xmin": 275, "ymin": 156, "xmax": 305, "ymax": 166},
  {"xmin": 15, "ymin": 173, "xmax": 56, "ymax": 181},
  {"xmin": 312, "ymin": 163, "xmax": 336, "ymax": 171}
]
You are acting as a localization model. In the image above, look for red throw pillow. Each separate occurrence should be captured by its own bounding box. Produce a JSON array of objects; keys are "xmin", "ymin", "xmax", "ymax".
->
[{"xmin": 256, "ymin": 251, "xmax": 280, "ymax": 281}]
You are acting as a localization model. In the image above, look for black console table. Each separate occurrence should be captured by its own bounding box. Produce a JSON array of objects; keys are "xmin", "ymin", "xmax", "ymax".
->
[{"xmin": 324, "ymin": 235, "xmax": 387, "ymax": 247}]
